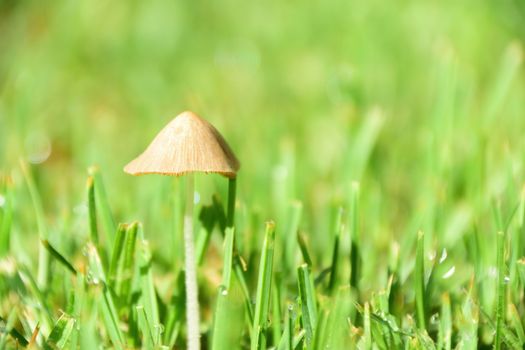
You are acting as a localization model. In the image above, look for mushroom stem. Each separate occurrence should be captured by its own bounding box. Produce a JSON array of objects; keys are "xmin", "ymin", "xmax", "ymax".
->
[{"xmin": 183, "ymin": 174, "xmax": 200, "ymax": 350}]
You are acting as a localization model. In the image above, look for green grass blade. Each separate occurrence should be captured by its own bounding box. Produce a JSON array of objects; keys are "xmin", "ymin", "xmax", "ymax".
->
[
  {"xmin": 437, "ymin": 293, "xmax": 451, "ymax": 350},
  {"xmin": 328, "ymin": 232, "xmax": 340, "ymax": 292},
  {"xmin": 484, "ymin": 43, "xmax": 522, "ymax": 124},
  {"xmin": 200, "ymin": 182, "xmax": 254, "ymax": 325},
  {"xmin": 287, "ymin": 305, "xmax": 294, "ymax": 350},
  {"xmin": 415, "ymin": 230, "xmax": 426, "ymax": 330},
  {"xmin": 44, "ymin": 313, "xmax": 76, "ymax": 350},
  {"xmin": 349, "ymin": 182, "xmax": 361, "ymax": 289},
  {"xmin": 328, "ymin": 207, "xmax": 344, "ymax": 292},
  {"xmin": 292, "ymin": 329, "xmax": 306, "ymax": 349},
  {"xmin": 363, "ymin": 302, "xmax": 372, "ymax": 349},
  {"xmin": 227, "ymin": 178, "xmax": 237, "ymax": 228},
  {"xmin": 323, "ymin": 287, "xmax": 352, "ymax": 349},
  {"xmin": 98, "ymin": 284, "xmax": 124, "ymax": 349},
  {"xmin": 509, "ymin": 304, "xmax": 525, "ymax": 345},
  {"xmin": 349, "ymin": 109, "xmax": 384, "ymax": 179},
  {"xmin": 218, "ymin": 220, "xmax": 255, "ymax": 325},
  {"xmin": 510, "ymin": 191, "xmax": 525, "ymax": 301},
  {"xmin": 297, "ymin": 263, "xmax": 317, "ymax": 346},
  {"xmin": 0, "ymin": 176, "xmax": 13, "ymax": 256},
  {"xmin": 18, "ymin": 265, "xmax": 54, "ymax": 332},
  {"xmin": 312, "ymin": 309, "xmax": 328, "ymax": 350},
  {"xmin": 137, "ymin": 227, "xmax": 160, "ymax": 330},
  {"xmin": 136, "ymin": 305, "xmax": 155, "ymax": 349},
  {"xmin": 415, "ymin": 329, "xmax": 436, "ymax": 349},
  {"xmin": 116, "ymin": 223, "xmax": 138, "ymax": 302},
  {"xmin": 195, "ymin": 226, "xmax": 213, "ymax": 266},
  {"xmin": 0, "ymin": 314, "xmax": 28, "ymax": 348},
  {"xmin": 85, "ymin": 243, "xmax": 124, "ymax": 349},
  {"xmin": 480, "ymin": 307, "xmax": 521, "ymax": 350},
  {"xmin": 221, "ymin": 228, "xmax": 235, "ymax": 289},
  {"xmin": 277, "ymin": 303, "xmax": 295, "ymax": 350},
  {"xmin": 163, "ymin": 271, "xmax": 185, "ymax": 348},
  {"xmin": 108, "ymin": 223, "xmax": 127, "ymax": 290},
  {"xmin": 197, "ymin": 196, "xmax": 225, "ymax": 265},
  {"xmin": 285, "ymin": 201, "xmax": 302, "ymax": 272},
  {"xmin": 85, "ymin": 242, "xmax": 107, "ymax": 282},
  {"xmin": 79, "ymin": 300, "xmax": 100, "ymax": 350},
  {"xmin": 272, "ymin": 275, "xmax": 283, "ymax": 346},
  {"xmin": 518, "ymin": 187, "xmax": 525, "ymax": 260},
  {"xmin": 517, "ymin": 259, "xmax": 525, "ymax": 291},
  {"xmin": 297, "ymin": 231, "xmax": 313, "ymax": 267},
  {"xmin": 172, "ymin": 178, "xmax": 183, "ymax": 271},
  {"xmin": 494, "ymin": 231, "xmax": 507, "ymax": 350},
  {"xmin": 457, "ymin": 289, "xmax": 478, "ymax": 349},
  {"xmin": 251, "ymin": 221, "xmax": 276, "ymax": 350},
  {"xmin": 0, "ymin": 308, "xmax": 20, "ymax": 348},
  {"xmin": 41, "ymin": 239, "xmax": 76, "ymax": 275},
  {"xmin": 234, "ymin": 262, "xmax": 255, "ymax": 324},
  {"xmin": 370, "ymin": 312, "xmax": 404, "ymax": 348},
  {"xmin": 88, "ymin": 166, "xmax": 116, "ymax": 250},
  {"xmin": 492, "ymin": 200, "xmax": 503, "ymax": 233},
  {"xmin": 212, "ymin": 228, "xmax": 244, "ymax": 350},
  {"xmin": 365, "ymin": 303, "xmax": 392, "ymax": 348},
  {"xmin": 68, "ymin": 273, "xmax": 85, "ymax": 350},
  {"xmin": 20, "ymin": 160, "xmax": 50, "ymax": 290},
  {"xmin": 87, "ymin": 175, "xmax": 99, "ymax": 245}
]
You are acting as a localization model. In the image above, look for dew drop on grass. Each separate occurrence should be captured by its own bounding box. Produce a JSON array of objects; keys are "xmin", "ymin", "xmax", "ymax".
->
[
  {"xmin": 428, "ymin": 250, "xmax": 437, "ymax": 261},
  {"xmin": 86, "ymin": 270, "xmax": 100, "ymax": 285},
  {"xmin": 25, "ymin": 131, "xmax": 52, "ymax": 164},
  {"xmin": 504, "ymin": 276, "xmax": 510, "ymax": 284},
  {"xmin": 219, "ymin": 286, "xmax": 228, "ymax": 296},
  {"xmin": 488, "ymin": 266, "xmax": 497, "ymax": 278},
  {"xmin": 194, "ymin": 191, "xmax": 200, "ymax": 204},
  {"xmin": 85, "ymin": 271, "xmax": 93, "ymax": 284},
  {"xmin": 430, "ymin": 313, "xmax": 439, "ymax": 324},
  {"xmin": 154, "ymin": 324, "xmax": 165, "ymax": 334},
  {"xmin": 439, "ymin": 248, "xmax": 448, "ymax": 263},
  {"xmin": 442, "ymin": 266, "xmax": 455, "ymax": 279}
]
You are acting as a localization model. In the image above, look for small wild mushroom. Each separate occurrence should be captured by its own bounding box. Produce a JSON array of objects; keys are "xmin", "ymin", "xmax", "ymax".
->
[{"xmin": 124, "ymin": 111, "xmax": 240, "ymax": 350}]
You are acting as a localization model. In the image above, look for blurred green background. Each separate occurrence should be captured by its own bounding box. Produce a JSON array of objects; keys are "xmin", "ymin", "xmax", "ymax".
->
[{"xmin": 1, "ymin": 0, "xmax": 525, "ymax": 331}]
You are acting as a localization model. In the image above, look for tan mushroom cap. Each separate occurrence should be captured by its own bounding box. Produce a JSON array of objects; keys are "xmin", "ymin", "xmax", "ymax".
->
[{"xmin": 124, "ymin": 111, "xmax": 240, "ymax": 178}]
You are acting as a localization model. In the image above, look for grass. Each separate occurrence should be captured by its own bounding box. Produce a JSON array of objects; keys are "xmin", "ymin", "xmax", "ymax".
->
[
  {"xmin": 2, "ymin": 0, "xmax": 525, "ymax": 349},
  {"xmin": 414, "ymin": 231, "xmax": 426, "ymax": 331},
  {"xmin": 251, "ymin": 222, "xmax": 275, "ymax": 350}
]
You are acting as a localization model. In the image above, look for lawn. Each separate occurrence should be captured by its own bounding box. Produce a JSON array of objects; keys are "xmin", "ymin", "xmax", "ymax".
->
[{"xmin": 1, "ymin": 0, "xmax": 525, "ymax": 349}]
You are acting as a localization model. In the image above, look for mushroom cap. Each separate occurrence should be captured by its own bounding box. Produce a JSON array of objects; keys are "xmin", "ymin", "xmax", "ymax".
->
[{"xmin": 124, "ymin": 111, "xmax": 240, "ymax": 178}]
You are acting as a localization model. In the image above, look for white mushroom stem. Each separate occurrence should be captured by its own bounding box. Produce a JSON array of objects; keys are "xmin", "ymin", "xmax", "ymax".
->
[{"xmin": 184, "ymin": 174, "xmax": 200, "ymax": 350}]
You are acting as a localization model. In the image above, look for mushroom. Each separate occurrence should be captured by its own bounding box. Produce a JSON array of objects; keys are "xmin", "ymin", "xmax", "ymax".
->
[{"xmin": 124, "ymin": 111, "xmax": 240, "ymax": 350}]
